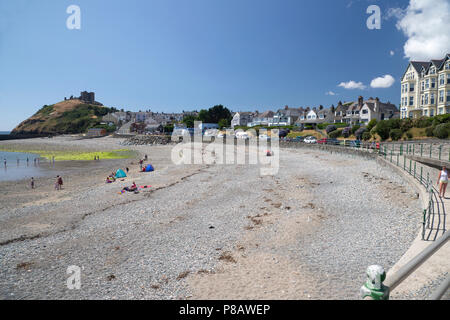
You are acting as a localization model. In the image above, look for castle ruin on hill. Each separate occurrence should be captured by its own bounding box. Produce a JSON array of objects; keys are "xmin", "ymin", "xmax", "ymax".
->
[{"xmin": 64, "ymin": 91, "xmax": 103, "ymax": 106}]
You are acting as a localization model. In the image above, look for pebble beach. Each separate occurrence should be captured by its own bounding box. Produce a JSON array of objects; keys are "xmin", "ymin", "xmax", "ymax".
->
[{"xmin": 0, "ymin": 136, "xmax": 424, "ymax": 299}]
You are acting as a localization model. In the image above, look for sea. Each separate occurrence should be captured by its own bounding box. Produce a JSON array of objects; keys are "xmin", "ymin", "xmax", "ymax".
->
[{"xmin": 0, "ymin": 151, "xmax": 48, "ymax": 182}]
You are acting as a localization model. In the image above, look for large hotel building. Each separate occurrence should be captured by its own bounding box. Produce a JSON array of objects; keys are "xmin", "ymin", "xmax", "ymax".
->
[{"xmin": 400, "ymin": 54, "xmax": 450, "ymax": 119}]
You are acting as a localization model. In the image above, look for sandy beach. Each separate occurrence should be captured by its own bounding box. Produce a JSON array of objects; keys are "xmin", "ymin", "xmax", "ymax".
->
[{"xmin": 0, "ymin": 136, "xmax": 423, "ymax": 299}]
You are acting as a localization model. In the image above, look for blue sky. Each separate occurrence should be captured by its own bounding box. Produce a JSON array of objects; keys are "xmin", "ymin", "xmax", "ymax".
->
[{"xmin": 0, "ymin": 0, "xmax": 426, "ymax": 130}]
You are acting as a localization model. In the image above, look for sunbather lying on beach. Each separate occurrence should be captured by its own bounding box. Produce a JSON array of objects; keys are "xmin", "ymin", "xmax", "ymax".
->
[{"xmin": 122, "ymin": 182, "xmax": 137, "ymax": 192}]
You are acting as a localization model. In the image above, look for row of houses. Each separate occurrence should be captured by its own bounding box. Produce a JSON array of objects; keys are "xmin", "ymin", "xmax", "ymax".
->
[
  {"xmin": 103, "ymin": 110, "xmax": 198, "ymax": 133},
  {"xmin": 231, "ymin": 96, "xmax": 399, "ymax": 128}
]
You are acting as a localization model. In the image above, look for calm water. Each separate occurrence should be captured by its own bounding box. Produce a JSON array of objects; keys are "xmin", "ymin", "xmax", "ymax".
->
[{"xmin": 0, "ymin": 151, "xmax": 49, "ymax": 182}]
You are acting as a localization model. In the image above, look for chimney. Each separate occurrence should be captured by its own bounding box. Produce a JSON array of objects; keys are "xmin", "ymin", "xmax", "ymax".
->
[{"xmin": 358, "ymin": 96, "xmax": 363, "ymax": 107}]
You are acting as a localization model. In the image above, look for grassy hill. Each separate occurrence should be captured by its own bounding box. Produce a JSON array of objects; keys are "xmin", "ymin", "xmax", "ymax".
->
[{"xmin": 11, "ymin": 100, "xmax": 114, "ymax": 135}]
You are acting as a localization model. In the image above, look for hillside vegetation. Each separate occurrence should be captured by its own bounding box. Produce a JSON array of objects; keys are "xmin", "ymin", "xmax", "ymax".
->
[{"xmin": 11, "ymin": 100, "xmax": 115, "ymax": 135}]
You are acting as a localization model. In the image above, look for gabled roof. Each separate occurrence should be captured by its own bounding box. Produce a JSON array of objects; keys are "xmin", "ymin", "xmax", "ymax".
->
[
  {"xmin": 260, "ymin": 110, "xmax": 274, "ymax": 118},
  {"xmin": 410, "ymin": 61, "xmax": 429, "ymax": 73}
]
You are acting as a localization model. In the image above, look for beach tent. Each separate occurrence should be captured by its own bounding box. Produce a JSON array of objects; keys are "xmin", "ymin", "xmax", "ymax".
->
[
  {"xmin": 144, "ymin": 164, "xmax": 154, "ymax": 172},
  {"xmin": 115, "ymin": 169, "xmax": 127, "ymax": 178}
]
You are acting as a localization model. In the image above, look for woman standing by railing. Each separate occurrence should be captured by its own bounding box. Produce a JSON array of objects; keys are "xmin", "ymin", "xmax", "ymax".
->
[{"xmin": 437, "ymin": 166, "xmax": 448, "ymax": 198}]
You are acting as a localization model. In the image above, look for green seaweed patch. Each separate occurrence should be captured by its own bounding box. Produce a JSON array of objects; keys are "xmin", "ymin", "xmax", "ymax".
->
[{"xmin": 0, "ymin": 147, "xmax": 136, "ymax": 161}]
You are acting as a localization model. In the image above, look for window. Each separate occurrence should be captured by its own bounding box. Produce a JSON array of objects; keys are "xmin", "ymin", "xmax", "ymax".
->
[
  {"xmin": 421, "ymin": 81, "xmax": 425, "ymax": 91},
  {"xmin": 362, "ymin": 109, "xmax": 368, "ymax": 114},
  {"xmin": 409, "ymin": 96, "xmax": 414, "ymax": 106},
  {"xmin": 431, "ymin": 93, "xmax": 435, "ymax": 105},
  {"xmin": 425, "ymin": 79, "xmax": 430, "ymax": 89},
  {"xmin": 424, "ymin": 110, "xmax": 428, "ymax": 116},
  {"xmin": 447, "ymin": 74, "xmax": 450, "ymax": 84},
  {"xmin": 439, "ymin": 107, "xmax": 444, "ymax": 115},
  {"xmin": 421, "ymin": 95, "xmax": 424, "ymax": 106},
  {"xmin": 447, "ymin": 91, "xmax": 450, "ymax": 103},
  {"xmin": 410, "ymin": 83, "xmax": 414, "ymax": 92},
  {"xmin": 430, "ymin": 109, "xmax": 434, "ymax": 116},
  {"xmin": 431, "ymin": 78, "xmax": 436, "ymax": 88},
  {"xmin": 446, "ymin": 62, "xmax": 450, "ymax": 70},
  {"xmin": 439, "ymin": 90, "xmax": 445, "ymax": 103},
  {"xmin": 440, "ymin": 74, "xmax": 445, "ymax": 86},
  {"xmin": 430, "ymin": 67, "xmax": 436, "ymax": 74},
  {"xmin": 425, "ymin": 93, "xmax": 429, "ymax": 105}
]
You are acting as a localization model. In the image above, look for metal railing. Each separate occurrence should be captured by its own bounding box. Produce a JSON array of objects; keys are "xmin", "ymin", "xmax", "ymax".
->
[{"xmin": 284, "ymin": 139, "xmax": 449, "ymax": 300}]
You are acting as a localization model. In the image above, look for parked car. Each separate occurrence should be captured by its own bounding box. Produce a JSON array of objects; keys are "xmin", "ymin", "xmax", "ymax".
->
[
  {"xmin": 326, "ymin": 138, "xmax": 339, "ymax": 145},
  {"xmin": 259, "ymin": 134, "xmax": 270, "ymax": 141},
  {"xmin": 350, "ymin": 140, "xmax": 361, "ymax": 148},
  {"xmin": 304, "ymin": 136, "xmax": 317, "ymax": 144},
  {"xmin": 293, "ymin": 136, "xmax": 304, "ymax": 142},
  {"xmin": 235, "ymin": 131, "xmax": 250, "ymax": 140}
]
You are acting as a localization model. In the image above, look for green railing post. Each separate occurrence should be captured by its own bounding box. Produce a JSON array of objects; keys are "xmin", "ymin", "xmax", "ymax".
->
[
  {"xmin": 404, "ymin": 155, "xmax": 406, "ymax": 170},
  {"xmin": 400, "ymin": 144, "xmax": 403, "ymax": 156},
  {"xmin": 430, "ymin": 144, "xmax": 432, "ymax": 158},
  {"xmin": 422, "ymin": 209, "xmax": 427, "ymax": 240},
  {"xmin": 409, "ymin": 159, "xmax": 412, "ymax": 174},
  {"xmin": 390, "ymin": 150, "xmax": 393, "ymax": 162},
  {"xmin": 397, "ymin": 154, "xmax": 399, "ymax": 166},
  {"xmin": 384, "ymin": 146, "xmax": 387, "ymax": 159},
  {"xmin": 413, "ymin": 144, "xmax": 415, "ymax": 155},
  {"xmin": 414, "ymin": 162, "xmax": 416, "ymax": 178},
  {"xmin": 439, "ymin": 145, "xmax": 442, "ymax": 160},
  {"xmin": 420, "ymin": 167, "xmax": 423, "ymax": 184}
]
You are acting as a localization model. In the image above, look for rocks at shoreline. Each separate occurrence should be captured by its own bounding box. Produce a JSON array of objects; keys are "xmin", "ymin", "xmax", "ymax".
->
[{"xmin": 121, "ymin": 135, "xmax": 174, "ymax": 146}]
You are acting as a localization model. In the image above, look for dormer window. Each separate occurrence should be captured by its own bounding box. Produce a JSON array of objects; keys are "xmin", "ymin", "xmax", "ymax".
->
[{"xmin": 430, "ymin": 67, "xmax": 436, "ymax": 74}]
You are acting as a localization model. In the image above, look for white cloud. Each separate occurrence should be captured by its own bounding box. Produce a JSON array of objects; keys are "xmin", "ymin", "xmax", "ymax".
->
[
  {"xmin": 390, "ymin": 0, "xmax": 450, "ymax": 60},
  {"xmin": 325, "ymin": 91, "xmax": 337, "ymax": 96},
  {"xmin": 370, "ymin": 75, "xmax": 396, "ymax": 88},
  {"xmin": 338, "ymin": 81, "xmax": 366, "ymax": 90},
  {"xmin": 390, "ymin": 50, "xmax": 395, "ymax": 56}
]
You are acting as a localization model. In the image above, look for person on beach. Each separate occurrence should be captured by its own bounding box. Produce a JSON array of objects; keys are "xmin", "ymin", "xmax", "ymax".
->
[
  {"xmin": 58, "ymin": 176, "xmax": 63, "ymax": 190},
  {"xmin": 55, "ymin": 176, "xmax": 60, "ymax": 190},
  {"xmin": 4, "ymin": 158, "xmax": 6, "ymax": 167},
  {"xmin": 122, "ymin": 182, "xmax": 137, "ymax": 192},
  {"xmin": 30, "ymin": 177, "xmax": 35, "ymax": 189},
  {"xmin": 139, "ymin": 159, "xmax": 144, "ymax": 170},
  {"xmin": 437, "ymin": 166, "xmax": 448, "ymax": 198},
  {"xmin": 126, "ymin": 167, "xmax": 129, "ymax": 174}
]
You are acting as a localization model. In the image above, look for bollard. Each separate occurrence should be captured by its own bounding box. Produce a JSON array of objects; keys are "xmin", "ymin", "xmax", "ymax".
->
[
  {"xmin": 439, "ymin": 145, "xmax": 442, "ymax": 160},
  {"xmin": 360, "ymin": 265, "xmax": 390, "ymax": 300}
]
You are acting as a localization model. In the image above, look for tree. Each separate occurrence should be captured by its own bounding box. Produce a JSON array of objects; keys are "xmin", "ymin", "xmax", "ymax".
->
[
  {"xmin": 367, "ymin": 119, "xmax": 377, "ymax": 132},
  {"xmin": 374, "ymin": 121, "xmax": 391, "ymax": 140},
  {"xmin": 197, "ymin": 105, "xmax": 232, "ymax": 124},
  {"xmin": 218, "ymin": 119, "xmax": 228, "ymax": 129},
  {"xmin": 389, "ymin": 129, "xmax": 402, "ymax": 141},
  {"xmin": 182, "ymin": 115, "xmax": 196, "ymax": 128}
]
